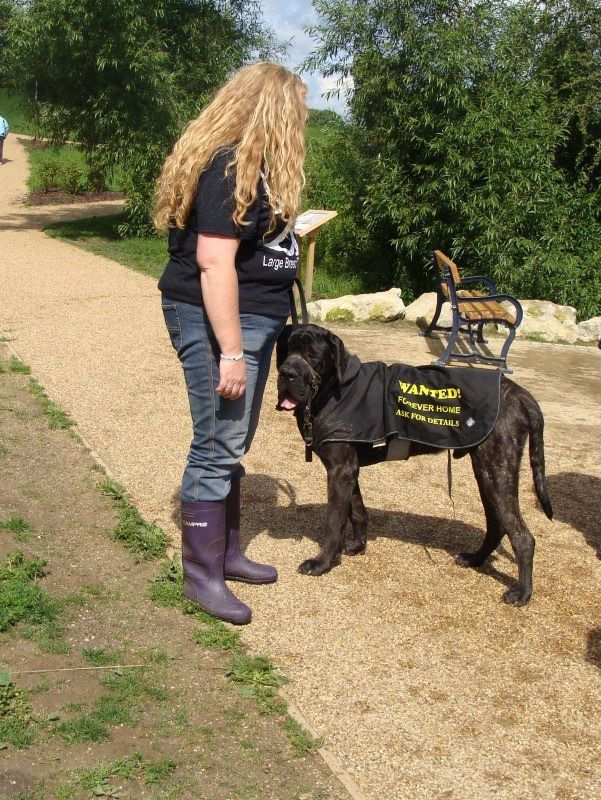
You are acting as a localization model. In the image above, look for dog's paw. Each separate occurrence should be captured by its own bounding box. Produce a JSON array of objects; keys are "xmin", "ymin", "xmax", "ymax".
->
[
  {"xmin": 502, "ymin": 585, "xmax": 531, "ymax": 607},
  {"xmin": 343, "ymin": 538, "xmax": 366, "ymax": 556},
  {"xmin": 298, "ymin": 558, "xmax": 331, "ymax": 576},
  {"xmin": 455, "ymin": 551, "xmax": 482, "ymax": 568}
]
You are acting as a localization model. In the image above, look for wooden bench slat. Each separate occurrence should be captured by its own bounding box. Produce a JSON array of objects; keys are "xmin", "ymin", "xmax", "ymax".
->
[
  {"xmin": 442, "ymin": 286, "xmax": 516, "ymax": 323},
  {"xmin": 457, "ymin": 290, "xmax": 516, "ymax": 324}
]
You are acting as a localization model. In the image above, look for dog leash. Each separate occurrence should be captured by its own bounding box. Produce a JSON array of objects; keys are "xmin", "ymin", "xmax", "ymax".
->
[
  {"xmin": 288, "ymin": 277, "xmax": 309, "ymax": 326},
  {"xmin": 288, "ymin": 277, "xmax": 314, "ymax": 461}
]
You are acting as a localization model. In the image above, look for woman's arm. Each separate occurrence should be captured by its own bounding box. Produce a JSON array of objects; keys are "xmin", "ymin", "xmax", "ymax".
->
[{"xmin": 197, "ymin": 233, "xmax": 246, "ymax": 400}]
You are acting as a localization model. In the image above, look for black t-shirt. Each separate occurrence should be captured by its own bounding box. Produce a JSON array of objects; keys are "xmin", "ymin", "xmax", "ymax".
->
[{"xmin": 158, "ymin": 147, "xmax": 299, "ymax": 317}]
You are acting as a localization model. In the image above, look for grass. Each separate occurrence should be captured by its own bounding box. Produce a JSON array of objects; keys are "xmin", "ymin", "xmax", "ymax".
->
[
  {"xmin": 28, "ymin": 380, "xmax": 73, "ymax": 430},
  {"xmin": 54, "ymin": 660, "xmax": 169, "ymax": 744},
  {"xmin": 0, "ymin": 672, "xmax": 36, "ymax": 749},
  {"xmin": 45, "ymin": 214, "xmax": 167, "ymax": 280},
  {"xmin": 9, "ymin": 356, "xmax": 30, "ymax": 374},
  {"xmin": 149, "ymin": 559, "xmax": 317, "ymax": 753},
  {"xmin": 24, "ymin": 140, "xmax": 123, "ymax": 196},
  {"xmin": 55, "ymin": 752, "xmax": 177, "ymax": 798},
  {"xmin": 44, "ymin": 211, "xmax": 360, "ymax": 299},
  {"xmin": 0, "ymin": 88, "xmax": 36, "ymax": 135},
  {"xmin": 25, "ymin": 142, "xmax": 88, "ymax": 192},
  {"xmin": 281, "ymin": 717, "xmax": 324, "ymax": 755},
  {"xmin": 99, "ymin": 478, "xmax": 170, "ymax": 559},
  {"xmin": 0, "ymin": 550, "xmax": 57, "ymax": 632},
  {"xmin": 0, "ymin": 545, "xmax": 72, "ymax": 655},
  {"xmin": 82, "ymin": 647, "xmax": 122, "ymax": 666},
  {"xmin": 0, "ymin": 514, "xmax": 33, "ymax": 542}
]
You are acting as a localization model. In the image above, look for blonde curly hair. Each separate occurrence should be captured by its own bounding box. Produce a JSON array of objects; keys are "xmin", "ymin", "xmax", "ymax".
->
[{"xmin": 153, "ymin": 62, "xmax": 307, "ymax": 233}]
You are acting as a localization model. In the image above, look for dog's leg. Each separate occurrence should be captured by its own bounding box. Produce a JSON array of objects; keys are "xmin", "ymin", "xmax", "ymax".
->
[
  {"xmin": 299, "ymin": 444, "xmax": 358, "ymax": 576},
  {"xmin": 344, "ymin": 477, "xmax": 368, "ymax": 555},
  {"xmin": 455, "ymin": 489, "xmax": 503, "ymax": 569},
  {"xmin": 461, "ymin": 432, "xmax": 535, "ymax": 606}
]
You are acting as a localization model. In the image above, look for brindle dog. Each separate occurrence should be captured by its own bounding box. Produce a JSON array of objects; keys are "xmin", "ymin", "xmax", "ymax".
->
[{"xmin": 276, "ymin": 324, "xmax": 553, "ymax": 606}]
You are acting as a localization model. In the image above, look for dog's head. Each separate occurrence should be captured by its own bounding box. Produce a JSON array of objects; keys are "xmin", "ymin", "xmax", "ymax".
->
[{"xmin": 276, "ymin": 324, "xmax": 349, "ymax": 412}]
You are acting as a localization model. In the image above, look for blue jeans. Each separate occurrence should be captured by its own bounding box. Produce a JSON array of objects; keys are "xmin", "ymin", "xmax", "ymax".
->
[{"xmin": 161, "ymin": 297, "xmax": 286, "ymax": 502}]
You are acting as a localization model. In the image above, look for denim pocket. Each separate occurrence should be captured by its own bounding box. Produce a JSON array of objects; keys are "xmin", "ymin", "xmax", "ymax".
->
[{"xmin": 162, "ymin": 304, "xmax": 182, "ymax": 351}]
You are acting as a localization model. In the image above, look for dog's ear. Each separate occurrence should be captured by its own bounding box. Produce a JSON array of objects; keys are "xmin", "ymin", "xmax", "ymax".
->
[
  {"xmin": 326, "ymin": 329, "xmax": 348, "ymax": 384},
  {"xmin": 276, "ymin": 325, "xmax": 294, "ymax": 370}
]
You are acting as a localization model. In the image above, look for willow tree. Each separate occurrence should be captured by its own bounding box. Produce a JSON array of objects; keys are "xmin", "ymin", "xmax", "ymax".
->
[
  {"xmin": 3, "ymin": 0, "xmax": 278, "ymax": 233},
  {"xmin": 304, "ymin": 0, "xmax": 601, "ymax": 317}
]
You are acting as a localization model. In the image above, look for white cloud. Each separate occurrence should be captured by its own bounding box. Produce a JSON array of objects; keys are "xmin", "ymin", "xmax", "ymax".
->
[{"xmin": 259, "ymin": 0, "xmax": 349, "ymax": 115}]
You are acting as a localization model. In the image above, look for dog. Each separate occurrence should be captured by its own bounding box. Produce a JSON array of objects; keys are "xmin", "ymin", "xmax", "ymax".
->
[{"xmin": 276, "ymin": 324, "xmax": 553, "ymax": 606}]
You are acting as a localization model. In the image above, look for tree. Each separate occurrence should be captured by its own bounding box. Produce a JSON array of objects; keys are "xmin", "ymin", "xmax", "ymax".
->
[
  {"xmin": 2, "ymin": 0, "xmax": 278, "ymax": 234},
  {"xmin": 304, "ymin": 0, "xmax": 601, "ymax": 317}
]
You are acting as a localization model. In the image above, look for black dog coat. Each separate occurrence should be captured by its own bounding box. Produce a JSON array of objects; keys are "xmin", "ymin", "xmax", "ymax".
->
[{"xmin": 315, "ymin": 357, "xmax": 501, "ymax": 466}]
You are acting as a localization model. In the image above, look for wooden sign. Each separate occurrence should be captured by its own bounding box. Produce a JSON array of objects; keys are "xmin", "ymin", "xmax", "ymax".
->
[{"xmin": 294, "ymin": 209, "xmax": 338, "ymax": 299}]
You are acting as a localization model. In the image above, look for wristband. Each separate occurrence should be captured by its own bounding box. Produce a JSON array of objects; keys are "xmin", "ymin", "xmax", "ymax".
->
[{"xmin": 220, "ymin": 352, "xmax": 244, "ymax": 362}]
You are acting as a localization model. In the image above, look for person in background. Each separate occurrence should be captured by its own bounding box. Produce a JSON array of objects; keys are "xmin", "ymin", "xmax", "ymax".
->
[
  {"xmin": 0, "ymin": 114, "xmax": 9, "ymax": 162},
  {"xmin": 153, "ymin": 63, "xmax": 306, "ymax": 625}
]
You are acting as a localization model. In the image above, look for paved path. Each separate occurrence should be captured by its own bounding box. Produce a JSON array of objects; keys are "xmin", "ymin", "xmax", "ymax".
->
[{"xmin": 1, "ymin": 134, "xmax": 600, "ymax": 800}]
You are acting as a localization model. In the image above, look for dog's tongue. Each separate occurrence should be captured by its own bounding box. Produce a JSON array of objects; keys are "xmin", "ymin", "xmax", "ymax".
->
[{"xmin": 278, "ymin": 396, "xmax": 298, "ymax": 411}]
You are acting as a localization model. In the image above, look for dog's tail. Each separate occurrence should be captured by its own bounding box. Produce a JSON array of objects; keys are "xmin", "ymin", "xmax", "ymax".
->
[{"xmin": 522, "ymin": 391, "xmax": 553, "ymax": 519}]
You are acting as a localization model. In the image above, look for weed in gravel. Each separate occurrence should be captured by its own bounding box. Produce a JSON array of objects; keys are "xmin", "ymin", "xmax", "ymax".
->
[
  {"xmin": 0, "ymin": 671, "xmax": 36, "ymax": 749},
  {"xmin": 0, "ymin": 441, "xmax": 8, "ymax": 456},
  {"xmin": 100, "ymin": 478, "xmax": 169, "ymax": 559},
  {"xmin": 0, "ymin": 550, "xmax": 57, "ymax": 632},
  {"xmin": 281, "ymin": 717, "xmax": 324, "ymax": 755},
  {"xmin": 28, "ymin": 381, "xmax": 72, "ymax": 430},
  {"xmin": 9, "ymin": 357, "xmax": 30, "ymax": 375},
  {"xmin": 0, "ymin": 514, "xmax": 33, "ymax": 542},
  {"xmin": 193, "ymin": 624, "xmax": 241, "ymax": 651},
  {"xmin": 225, "ymin": 654, "xmax": 287, "ymax": 713}
]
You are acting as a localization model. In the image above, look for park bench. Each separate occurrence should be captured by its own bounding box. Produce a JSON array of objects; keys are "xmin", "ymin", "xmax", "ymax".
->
[{"xmin": 421, "ymin": 250, "xmax": 523, "ymax": 373}]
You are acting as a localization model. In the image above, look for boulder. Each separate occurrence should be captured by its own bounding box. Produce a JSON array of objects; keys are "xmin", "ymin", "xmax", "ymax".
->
[
  {"xmin": 403, "ymin": 292, "xmax": 452, "ymax": 329},
  {"xmin": 307, "ymin": 288, "xmax": 405, "ymax": 323},
  {"xmin": 516, "ymin": 300, "xmax": 579, "ymax": 344},
  {"xmin": 577, "ymin": 316, "xmax": 601, "ymax": 343}
]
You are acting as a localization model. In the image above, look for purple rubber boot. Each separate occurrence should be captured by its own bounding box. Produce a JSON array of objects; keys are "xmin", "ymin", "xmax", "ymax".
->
[
  {"xmin": 224, "ymin": 476, "xmax": 278, "ymax": 584},
  {"xmin": 181, "ymin": 500, "xmax": 251, "ymax": 625}
]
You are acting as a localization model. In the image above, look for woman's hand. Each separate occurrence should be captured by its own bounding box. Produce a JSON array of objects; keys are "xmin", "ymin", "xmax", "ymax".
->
[{"xmin": 216, "ymin": 357, "xmax": 246, "ymax": 400}]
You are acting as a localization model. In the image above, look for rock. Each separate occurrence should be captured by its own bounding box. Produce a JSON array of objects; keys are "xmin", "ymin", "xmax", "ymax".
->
[
  {"xmin": 403, "ymin": 292, "xmax": 452, "ymax": 329},
  {"xmin": 577, "ymin": 316, "xmax": 601, "ymax": 343},
  {"xmin": 517, "ymin": 300, "xmax": 579, "ymax": 344},
  {"xmin": 307, "ymin": 288, "xmax": 405, "ymax": 323},
  {"xmin": 404, "ymin": 293, "xmax": 584, "ymax": 345}
]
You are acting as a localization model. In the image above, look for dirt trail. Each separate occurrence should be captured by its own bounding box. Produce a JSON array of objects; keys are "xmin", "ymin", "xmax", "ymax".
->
[{"xmin": 1, "ymin": 133, "xmax": 600, "ymax": 800}]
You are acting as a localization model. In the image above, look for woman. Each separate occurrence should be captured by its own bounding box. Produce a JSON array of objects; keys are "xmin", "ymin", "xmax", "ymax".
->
[{"xmin": 154, "ymin": 62, "xmax": 307, "ymax": 625}]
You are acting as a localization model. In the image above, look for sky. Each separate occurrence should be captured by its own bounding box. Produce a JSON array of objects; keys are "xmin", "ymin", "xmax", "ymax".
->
[{"xmin": 259, "ymin": 0, "xmax": 348, "ymax": 115}]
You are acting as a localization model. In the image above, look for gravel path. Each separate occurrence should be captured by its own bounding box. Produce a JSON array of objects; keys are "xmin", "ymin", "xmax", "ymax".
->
[{"xmin": 2, "ymin": 134, "xmax": 600, "ymax": 800}]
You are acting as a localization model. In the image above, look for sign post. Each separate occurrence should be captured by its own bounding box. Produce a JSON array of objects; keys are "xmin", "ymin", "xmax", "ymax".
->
[{"xmin": 294, "ymin": 209, "xmax": 338, "ymax": 300}]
